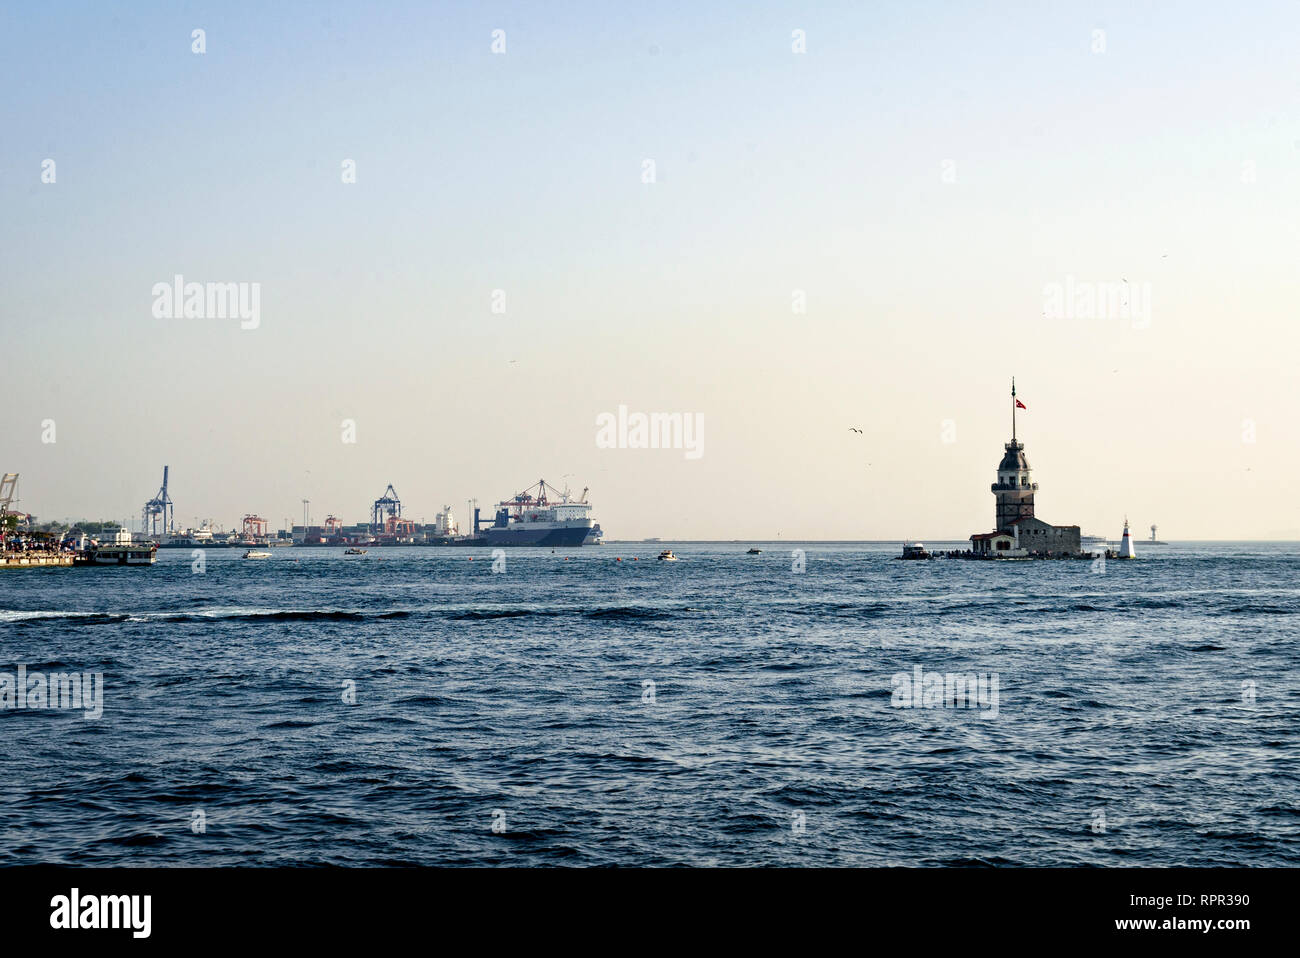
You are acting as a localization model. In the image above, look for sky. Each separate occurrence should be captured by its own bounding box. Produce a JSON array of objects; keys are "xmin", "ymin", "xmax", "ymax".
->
[{"xmin": 2, "ymin": 1, "xmax": 1298, "ymax": 539}]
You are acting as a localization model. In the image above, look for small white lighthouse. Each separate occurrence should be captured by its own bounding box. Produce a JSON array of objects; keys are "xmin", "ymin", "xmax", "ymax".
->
[{"xmin": 1118, "ymin": 517, "xmax": 1136, "ymax": 559}]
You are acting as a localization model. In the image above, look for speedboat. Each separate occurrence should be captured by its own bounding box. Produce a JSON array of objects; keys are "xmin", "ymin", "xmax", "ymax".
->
[
  {"xmin": 746, "ymin": 548, "xmax": 761, "ymax": 554},
  {"xmin": 242, "ymin": 550, "xmax": 272, "ymax": 559},
  {"xmin": 657, "ymin": 549, "xmax": 678, "ymax": 561},
  {"xmin": 344, "ymin": 548, "xmax": 367, "ymax": 555}
]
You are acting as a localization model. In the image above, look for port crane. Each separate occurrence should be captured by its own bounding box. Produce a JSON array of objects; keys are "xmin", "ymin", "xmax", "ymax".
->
[
  {"xmin": 502, "ymin": 478, "xmax": 571, "ymax": 516},
  {"xmin": 241, "ymin": 515, "xmax": 269, "ymax": 539},
  {"xmin": 371, "ymin": 484, "xmax": 401, "ymax": 533},
  {"xmin": 0, "ymin": 473, "xmax": 18, "ymax": 550},
  {"xmin": 142, "ymin": 466, "xmax": 175, "ymax": 537},
  {"xmin": 384, "ymin": 516, "xmax": 416, "ymax": 537}
]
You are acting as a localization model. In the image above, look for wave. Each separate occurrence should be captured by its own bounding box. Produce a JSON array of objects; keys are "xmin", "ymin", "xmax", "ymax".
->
[
  {"xmin": 3, "ymin": 607, "xmax": 423, "ymax": 627},
  {"xmin": 5, "ymin": 605, "xmax": 676, "ymax": 626},
  {"xmin": 451, "ymin": 606, "xmax": 670, "ymax": 621},
  {"xmin": 779, "ymin": 601, "xmax": 894, "ymax": 618},
  {"xmin": 175, "ymin": 610, "xmax": 369, "ymax": 624},
  {"xmin": 451, "ymin": 609, "xmax": 556, "ymax": 620},
  {"xmin": 1128, "ymin": 597, "xmax": 1185, "ymax": 610},
  {"xmin": 585, "ymin": 607, "xmax": 669, "ymax": 620},
  {"xmin": 1, "ymin": 610, "xmax": 130, "ymax": 625},
  {"xmin": 98, "ymin": 833, "xmax": 169, "ymax": 848}
]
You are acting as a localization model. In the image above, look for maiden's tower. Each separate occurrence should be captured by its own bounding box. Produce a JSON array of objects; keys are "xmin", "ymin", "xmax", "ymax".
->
[{"xmin": 968, "ymin": 380, "xmax": 1082, "ymax": 557}]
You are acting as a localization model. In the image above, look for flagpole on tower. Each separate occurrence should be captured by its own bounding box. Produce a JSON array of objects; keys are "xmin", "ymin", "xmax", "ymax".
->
[{"xmin": 1011, "ymin": 377, "xmax": 1016, "ymax": 442}]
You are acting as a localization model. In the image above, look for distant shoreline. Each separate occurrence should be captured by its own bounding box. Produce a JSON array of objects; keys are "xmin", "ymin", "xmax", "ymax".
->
[{"xmin": 604, "ymin": 539, "xmax": 1298, "ymax": 545}]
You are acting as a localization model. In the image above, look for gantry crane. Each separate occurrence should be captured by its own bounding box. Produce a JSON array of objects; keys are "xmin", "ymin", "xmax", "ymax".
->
[
  {"xmin": 142, "ymin": 466, "xmax": 175, "ymax": 537},
  {"xmin": 0, "ymin": 473, "xmax": 18, "ymax": 550},
  {"xmin": 371, "ymin": 484, "xmax": 401, "ymax": 533}
]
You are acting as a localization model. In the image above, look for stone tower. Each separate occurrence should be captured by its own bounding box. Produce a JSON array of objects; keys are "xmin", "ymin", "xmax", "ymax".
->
[{"xmin": 992, "ymin": 379, "xmax": 1037, "ymax": 531}]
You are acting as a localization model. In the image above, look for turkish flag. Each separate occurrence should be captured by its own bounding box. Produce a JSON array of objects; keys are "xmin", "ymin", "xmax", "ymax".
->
[{"xmin": 1015, "ymin": 399, "xmax": 1027, "ymax": 409}]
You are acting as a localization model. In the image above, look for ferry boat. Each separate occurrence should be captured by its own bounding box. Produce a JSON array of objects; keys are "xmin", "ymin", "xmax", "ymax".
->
[
  {"xmin": 89, "ymin": 528, "xmax": 157, "ymax": 566},
  {"xmin": 480, "ymin": 479, "xmax": 596, "ymax": 547},
  {"xmin": 160, "ymin": 522, "xmax": 222, "ymax": 548},
  {"xmin": 657, "ymin": 549, "xmax": 679, "ymax": 561}
]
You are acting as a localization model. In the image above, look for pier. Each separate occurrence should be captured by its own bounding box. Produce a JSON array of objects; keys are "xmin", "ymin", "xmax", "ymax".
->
[{"xmin": 0, "ymin": 552, "xmax": 75, "ymax": 569}]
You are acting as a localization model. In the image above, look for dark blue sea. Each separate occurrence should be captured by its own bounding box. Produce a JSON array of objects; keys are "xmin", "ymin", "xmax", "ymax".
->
[{"xmin": 1, "ymin": 542, "xmax": 1296, "ymax": 866}]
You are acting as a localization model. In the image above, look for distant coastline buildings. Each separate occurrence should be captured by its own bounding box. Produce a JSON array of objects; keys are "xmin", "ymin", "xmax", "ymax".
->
[{"xmin": 969, "ymin": 381, "xmax": 1081, "ymax": 557}]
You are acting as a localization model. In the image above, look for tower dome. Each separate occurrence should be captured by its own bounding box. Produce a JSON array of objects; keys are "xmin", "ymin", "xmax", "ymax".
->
[{"xmin": 997, "ymin": 443, "xmax": 1031, "ymax": 474}]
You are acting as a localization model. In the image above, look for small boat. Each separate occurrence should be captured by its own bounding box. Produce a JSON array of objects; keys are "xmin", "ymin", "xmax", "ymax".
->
[
  {"xmin": 657, "ymin": 549, "xmax": 678, "ymax": 561},
  {"xmin": 344, "ymin": 548, "xmax": 367, "ymax": 555},
  {"xmin": 746, "ymin": 548, "xmax": 761, "ymax": 555},
  {"xmin": 242, "ymin": 550, "xmax": 273, "ymax": 559},
  {"xmin": 898, "ymin": 542, "xmax": 932, "ymax": 560}
]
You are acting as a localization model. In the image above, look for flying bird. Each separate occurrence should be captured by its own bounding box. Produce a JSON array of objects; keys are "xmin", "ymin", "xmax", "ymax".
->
[{"xmin": 849, "ymin": 427, "xmax": 862, "ymax": 434}]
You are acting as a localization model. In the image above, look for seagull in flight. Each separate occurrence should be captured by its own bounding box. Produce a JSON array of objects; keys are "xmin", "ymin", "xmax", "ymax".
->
[{"xmin": 849, "ymin": 427, "xmax": 863, "ymax": 434}]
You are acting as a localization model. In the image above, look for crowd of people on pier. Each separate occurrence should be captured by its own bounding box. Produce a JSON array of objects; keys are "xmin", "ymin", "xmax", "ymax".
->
[{"xmin": 0, "ymin": 532, "xmax": 80, "ymax": 554}]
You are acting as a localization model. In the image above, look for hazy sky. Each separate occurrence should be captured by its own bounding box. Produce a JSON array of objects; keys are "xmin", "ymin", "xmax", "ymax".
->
[{"xmin": 3, "ymin": 1, "xmax": 1298, "ymax": 539}]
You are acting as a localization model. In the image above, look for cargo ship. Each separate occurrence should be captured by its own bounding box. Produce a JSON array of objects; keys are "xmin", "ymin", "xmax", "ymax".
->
[{"xmin": 476, "ymin": 479, "xmax": 596, "ymax": 547}]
